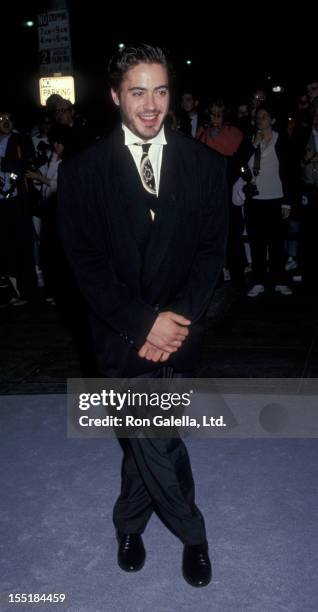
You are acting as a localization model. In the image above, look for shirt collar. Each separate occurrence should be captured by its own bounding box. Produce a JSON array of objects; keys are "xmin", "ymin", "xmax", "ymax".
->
[{"xmin": 122, "ymin": 124, "xmax": 167, "ymax": 146}]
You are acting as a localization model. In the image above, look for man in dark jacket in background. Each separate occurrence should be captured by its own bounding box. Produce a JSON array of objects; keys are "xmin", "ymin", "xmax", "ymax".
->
[{"xmin": 0, "ymin": 110, "xmax": 37, "ymax": 305}]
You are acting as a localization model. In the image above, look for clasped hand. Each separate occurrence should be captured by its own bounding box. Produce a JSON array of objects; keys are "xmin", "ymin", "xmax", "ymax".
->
[{"xmin": 138, "ymin": 311, "xmax": 191, "ymax": 363}]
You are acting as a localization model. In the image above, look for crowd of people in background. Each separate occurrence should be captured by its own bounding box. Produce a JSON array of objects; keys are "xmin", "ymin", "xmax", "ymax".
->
[
  {"xmin": 1, "ymin": 76, "xmax": 318, "ymax": 321},
  {"xmin": 172, "ymin": 79, "xmax": 318, "ymax": 297}
]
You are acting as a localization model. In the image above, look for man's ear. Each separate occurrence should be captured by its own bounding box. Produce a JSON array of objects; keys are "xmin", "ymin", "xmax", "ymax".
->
[{"xmin": 111, "ymin": 88, "xmax": 120, "ymax": 106}]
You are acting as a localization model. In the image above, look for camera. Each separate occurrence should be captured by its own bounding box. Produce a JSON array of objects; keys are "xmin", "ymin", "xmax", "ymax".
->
[
  {"xmin": 0, "ymin": 172, "xmax": 20, "ymax": 200},
  {"xmin": 0, "ymin": 157, "xmax": 36, "ymax": 200},
  {"xmin": 239, "ymin": 165, "xmax": 259, "ymax": 198}
]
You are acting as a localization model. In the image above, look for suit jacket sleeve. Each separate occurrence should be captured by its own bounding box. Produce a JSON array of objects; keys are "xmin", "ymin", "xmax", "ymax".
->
[
  {"xmin": 169, "ymin": 154, "xmax": 228, "ymax": 322},
  {"xmin": 57, "ymin": 162, "xmax": 157, "ymax": 350}
]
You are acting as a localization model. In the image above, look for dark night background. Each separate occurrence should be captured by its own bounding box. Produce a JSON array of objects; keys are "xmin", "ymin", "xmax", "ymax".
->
[{"xmin": 2, "ymin": 2, "xmax": 317, "ymax": 130}]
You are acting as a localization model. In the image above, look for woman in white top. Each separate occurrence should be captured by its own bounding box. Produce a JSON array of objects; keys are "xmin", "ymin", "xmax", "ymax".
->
[{"xmin": 241, "ymin": 104, "xmax": 294, "ymax": 297}]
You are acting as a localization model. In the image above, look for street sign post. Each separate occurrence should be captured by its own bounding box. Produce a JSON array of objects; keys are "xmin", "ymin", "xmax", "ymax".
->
[{"xmin": 37, "ymin": 9, "xmax": 73, "ymax": 75}]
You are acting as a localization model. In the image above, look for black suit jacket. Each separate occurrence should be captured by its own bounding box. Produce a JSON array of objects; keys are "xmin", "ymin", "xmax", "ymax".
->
[{"xmin": 57, "ymin": 127, "xmax": 228, "ymax": 376}]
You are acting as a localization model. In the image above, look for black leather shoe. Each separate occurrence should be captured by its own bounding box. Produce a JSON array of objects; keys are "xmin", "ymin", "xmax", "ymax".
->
[
  {"xmin": 182, "ymin": 541, "xmax": 212, "ymax": 587},
  {"xmin": 117, "ymin": 533, "xmax": 146, "ymax": 572}
]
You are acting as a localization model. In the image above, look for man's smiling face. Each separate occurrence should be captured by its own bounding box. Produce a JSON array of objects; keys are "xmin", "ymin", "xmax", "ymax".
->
[{"xmin": 111, "ymin": 62, "xmax": 170, "ymax": 141}]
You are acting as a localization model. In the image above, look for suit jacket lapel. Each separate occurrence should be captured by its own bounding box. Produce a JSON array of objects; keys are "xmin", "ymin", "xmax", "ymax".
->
[{"xmin": 97, "ymin": 128, "xmax": 145, "ymax": 283}]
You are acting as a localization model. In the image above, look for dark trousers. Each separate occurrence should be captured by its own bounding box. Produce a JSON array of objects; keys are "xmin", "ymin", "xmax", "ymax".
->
[
  {"xmin": 113, "ymin": 368, "xmax": 207, "ymax": 545},
  {"xmin": 227, "ymin": 204, "xmax": 246, "ymax": 288},
  {"xmin": 40, "ymin": 195, "xmax": 59, "ymax": 297},
  {"xmin": 0, "ymin": 196, "xmax": 37, "ymax": 299},
  {"xmin": 245, "ymin": 198, "xmax": 286, "ymax": 285}
]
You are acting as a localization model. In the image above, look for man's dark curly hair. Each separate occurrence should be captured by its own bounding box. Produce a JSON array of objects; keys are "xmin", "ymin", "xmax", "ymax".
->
[{"xmin": 107, "ymin": 43, "xmax": 172, "ymax": 91}]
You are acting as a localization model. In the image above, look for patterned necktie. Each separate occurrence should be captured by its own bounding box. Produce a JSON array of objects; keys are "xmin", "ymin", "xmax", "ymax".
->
[{"xmin": 140, "ymin": 143, "xmax": 156, "ymax": 195}]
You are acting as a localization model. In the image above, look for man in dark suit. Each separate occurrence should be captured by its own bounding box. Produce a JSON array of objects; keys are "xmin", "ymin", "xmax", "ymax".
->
[
  {"xmin": 177, "ymin": 89, "xmax": 202, "ymax": 137},
  {"xmin": 57, "ymin": 44, "xmax": 227, "ymax": 587},
  {"xmin": 0, "ymin": 109, "xmax": 37, "ymax": 305}
]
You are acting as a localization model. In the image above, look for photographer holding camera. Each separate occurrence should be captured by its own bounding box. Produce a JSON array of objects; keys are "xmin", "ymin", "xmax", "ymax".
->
[
  {"xmin": 233, "ymin": 102, "xmax": 295, "ymax": 297},
  {"xmin": 0, "ymin": 109, "xmax": 38, "ymax": 305}
]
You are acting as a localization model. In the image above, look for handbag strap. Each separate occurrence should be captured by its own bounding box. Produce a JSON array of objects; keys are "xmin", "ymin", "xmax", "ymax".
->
[{"xmin": 253, "ymin": 144, "xmax": 261, "ymax": 176}]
